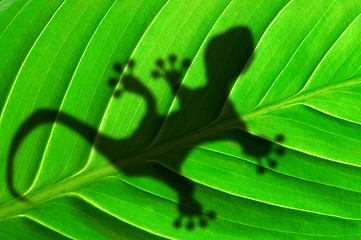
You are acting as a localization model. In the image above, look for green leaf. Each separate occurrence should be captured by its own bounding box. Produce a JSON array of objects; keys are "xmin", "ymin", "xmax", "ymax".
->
[{"xmin": 1, "ymin": 0, "xmax": 361, "ymax": 239}]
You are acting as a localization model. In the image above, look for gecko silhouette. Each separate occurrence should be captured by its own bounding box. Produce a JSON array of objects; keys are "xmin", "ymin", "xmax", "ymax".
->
[{"xmin": 7, "ymin": 26, "xmax": 284, "ymax": 230}]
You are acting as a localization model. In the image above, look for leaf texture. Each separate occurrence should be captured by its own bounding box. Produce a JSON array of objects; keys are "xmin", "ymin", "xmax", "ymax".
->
[{"xmin": 1, "ymin": 0, "xmax": 361, "ymax": 239}]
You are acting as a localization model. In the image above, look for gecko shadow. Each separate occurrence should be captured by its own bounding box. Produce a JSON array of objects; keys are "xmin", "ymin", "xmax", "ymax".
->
[{"xmin": 7, "ymin": 26, "xmax": 284, "ymax": 230}]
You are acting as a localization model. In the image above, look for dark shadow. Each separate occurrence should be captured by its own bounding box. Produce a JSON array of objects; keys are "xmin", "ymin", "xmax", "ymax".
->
[{"xmin": 7, "ymin": 26, "xmax": 284, "ymax": 230}]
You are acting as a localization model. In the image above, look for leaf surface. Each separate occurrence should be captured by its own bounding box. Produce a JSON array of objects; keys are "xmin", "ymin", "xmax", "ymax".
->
[{"xmin": 1, "ymin": 0, "xmax": 361, "ymax": 239}]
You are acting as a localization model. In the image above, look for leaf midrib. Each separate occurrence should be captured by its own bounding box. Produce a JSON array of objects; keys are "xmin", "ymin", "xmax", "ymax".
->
[
  {"xmin": 243, "ymin": 75, "xmax": 361, "ymax": 120},
  {"xmin": 1, "ymin": 75, "xmax": 360, "ymax": 220}
]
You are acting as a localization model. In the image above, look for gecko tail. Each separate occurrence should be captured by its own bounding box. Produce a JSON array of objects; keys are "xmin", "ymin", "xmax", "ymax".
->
[{"xmin": 7, "ymin": 109, "xmax": 58, "ymax": 200}]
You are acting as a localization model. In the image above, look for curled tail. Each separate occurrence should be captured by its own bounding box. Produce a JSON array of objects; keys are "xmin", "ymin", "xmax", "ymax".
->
[
  {"xmin": 7, "ymin": 109, "xmax": 107, "ymax": 200},
  {"xmin": 7, "ymin": 109, "xmax": 58, "ymax": 200}
]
